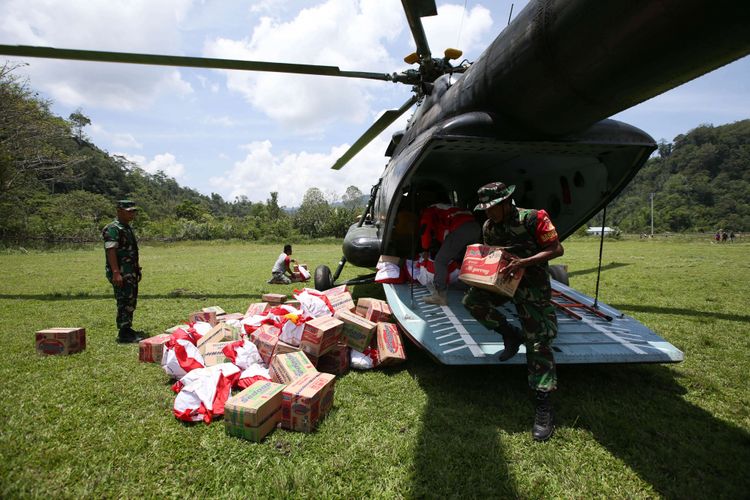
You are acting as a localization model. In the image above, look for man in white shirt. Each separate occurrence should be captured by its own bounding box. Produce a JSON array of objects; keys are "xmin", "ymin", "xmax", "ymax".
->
[{"xmin": 268, "ymin": 244, "xmax": 295, "ymax": 284}]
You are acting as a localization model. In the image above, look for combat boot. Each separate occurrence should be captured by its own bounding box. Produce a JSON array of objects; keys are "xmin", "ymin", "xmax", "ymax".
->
[
  {"xmin": 116, "ymin": 326, "xmax": 144, "ymax": 344},
  {"xmin": 498, "ymin": 325, "xmax": 523, "ymax": 361},
  {"xmin": 532, "ymin": 391, "xmax": 555, "ymax": 441},
  {"xmin": 423, "ymin": 289, "xmax": 448, "ymax": 306}
]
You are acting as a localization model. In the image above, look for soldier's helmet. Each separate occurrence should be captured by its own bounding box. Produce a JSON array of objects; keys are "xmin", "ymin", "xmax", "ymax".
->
[
  {"xmin": 474, "ymin": 182, "xmax": 515, "ymax": 211},
  {"xmin": 116, "ymin": 200, "xmax": 139, "ymax": 211}
]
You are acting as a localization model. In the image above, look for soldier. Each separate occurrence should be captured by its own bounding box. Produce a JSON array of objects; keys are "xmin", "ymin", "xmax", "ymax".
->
[
  {"xmin": 102, "ymin": 200, "xmax": 144, "ymax": 343},
  {"xmin": 462, "ymin": 182, "xmax": 564, "ymax": 441}
]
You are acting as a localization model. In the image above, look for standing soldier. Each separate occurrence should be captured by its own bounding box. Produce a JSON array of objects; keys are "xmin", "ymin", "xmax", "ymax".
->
[
  {"xmin": 103, "ymin": 200, "xmax": 144, "ymax": 343},
  {"xmin": 463, "ymin": 182, "xmax": 564, "ymax": 441}
]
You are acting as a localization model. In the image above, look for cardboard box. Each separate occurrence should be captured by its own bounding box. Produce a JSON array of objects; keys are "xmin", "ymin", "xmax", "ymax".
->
[
  {"xmin": 328, "ymin": 291, "xmax": 355, "ymax": 313},
  {"xmin": 376, "ymin": 322, "xmax": 407, "ymax": 367},
  {"xmin": 225, "ymin": 381, "xmax": 285, "ymax": 442},
  {"xmin": 189, "ymin": 310, "xmax": 218, "ymax": 326},
  {"xmin": 138, "ymin": 333, "xmax": 171, "ymax": 363},
  {"xmin": 274, "ymin": 340, "xmax": 302, "ymax": 357},
  {"xmin": 334, "ymin": 310, "xmax": 377, "ymax": 352},
  {"xmin": 35, "ymin": 327, "xmax": 86, "ymax": 356},
  {"xmin": 202, "ymin": 341, "xmax": 235, "ymax": 366},
  {"xmin": 218, "ymin": 312, "xmax": 244, "ymax": 322},
  {"xmin": 285, "ymin": 300, "xmax": 301, "ymax": 309},
  {"xmin": 164, "ymin": 324, "xmax": 189, "ymax": 334},
  {"xmin": 202, "ymin": 305, "xmax": 226, "ymax": 316},
  {"xmin": 355, "ymin": 297, "xmax": 376, "ymax": 318},
  {"xmin": 300, "ymin": 316, "xmax": 343, "ymax": 358},
  {"xmin": 253, "ymin": 324, "xmax": 281, "ymax": 365},
  {"xmin": 270, "ymin": 351, "xmax": 317, "ymax": 384},
  {"xmin": 365, "ymin": 300, "xmax": 392, "ymax": 323},
  {"xmin": 245, "ymin": 302, "xmax": 270, "ymax": 317},
  {"xmin": 281, "ymin": 372, "xmax": 336, "ymax": 432},
  {"xmin": 262, "ymin": 293, "xmax": 286, "ymax": 304},
  {"xmin": 316, "ymin": 342, "xmax": 349, "ymax": 375},
  {"xmin": 197, "ymin": 322, "xmax": 236, "ymax": 354},
  {"xmin": 321, "ymin": 285, "xmax": 348, "ymax": 297},
  {"xmin": 458, "ymin": 244, "xmax": 525, "ymax": 297}
]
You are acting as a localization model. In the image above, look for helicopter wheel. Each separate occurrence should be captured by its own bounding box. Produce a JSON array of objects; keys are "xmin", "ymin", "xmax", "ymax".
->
[
  {"xmin": 314, "ymin": 265, "xmax": 333, "ymax": 291},
  {"xmin": 548, "ymin": 264, "xmax": 569, "ymax": 285}
]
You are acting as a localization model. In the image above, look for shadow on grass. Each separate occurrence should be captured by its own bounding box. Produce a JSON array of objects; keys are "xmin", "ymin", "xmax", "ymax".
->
[
  {"xmin": 0, "ymin": 292, "xmax": 266, "ymax": 301},
  {"xmin": 610, "ymin": 303, "xmax": 750, "ymax": 323},
  {"xmin": 567, "ymin": 261, "xmax": 631, "ymax": 278},
  {"xmin": 406, "ymin": 345, "xmax": 750, "ymax": 498}
]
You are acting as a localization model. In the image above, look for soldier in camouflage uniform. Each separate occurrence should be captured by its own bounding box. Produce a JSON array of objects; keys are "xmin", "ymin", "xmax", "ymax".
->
[
  {"xmin": 462, "ymin": 182, "xmax": 564, "ymax": 441},
  {"xmin": 102, "ymin": 200, "xmax": 144, "ymax": 343}
]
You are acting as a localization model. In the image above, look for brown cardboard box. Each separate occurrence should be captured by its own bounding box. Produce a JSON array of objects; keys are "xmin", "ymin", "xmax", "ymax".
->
[
  {"xmin": 197, "ymin": 323, "xmax": 236, "ymax": 354},
  {"xmin": 202, "ymin": 305, "xmax": 226, "ymax": 316},
  {"xmin": 225, "ymin": 381, "xmax": 285, "ymax": 442},
  {"xmin": 458, "ymin": 244, "xmax": 524, "ymax": 297},
  {"xmin": 300, "ymin": 316, "xmax": 343, "ymax": 358},
  {"xmin": 365, "ymin": 300, "xmax": 392, "ymax": 323},
  {"xmin": 281, "ymin": 372, "xmax": 336, "ymax": 432},
  {"xmin": 274, "ymin": 340, "xmax": 302, "ymax": 357},
  {"xmin": 270, "ymin": 351, "xmax": 317, "ymax": 384},
  {"xmin": 321, "ymin": 284, "xmax": 348, "ymax": 297},
  {"xmin": 202, "ymin": 341, "xmax": 235, "ymax": 366},
  {"xmin": 164, "ymin": 324, "xmax": 189, "ymax": 334},
  {"xmin": 35, "ymin": 327, "xmax": 86, "ymax": 356},
  {"xmin": 262, "ymin": 293, "xmax": 286, "ymax": 304},
  {"xmin": 375, "ymin": 322, "xmax": 407, "ymax": 367},
  {"xmin": 334, "ymin": 310, "xmax": 376, "ymax": 352},
  {"xmin": 253, "ymin": 324, "xmax": 280, "ymax": 365},
  {"xmin": 218, "ymin": 312, "xmax": 244, "ymax": 322},
  {"xmin": 316, "ymin": 341, "xmax": 349, "ymax": 375},
  {"xmin": 188, "ymin": 310, "xmax": 218, "ymax": 326},
  {"xmin": 355, "ymin": 297, "xmax": 376, "ymax": 317},
  {"xmin": 327, "ymin": 291, "xmax": 355, "ymax": 313},
  {"xmin": 138, "ymin": 333, "xmax": 171, "ymax": 363},
  {"xmin": 245, "ymin": 302, "xmax": 270, "ymax": 317}
]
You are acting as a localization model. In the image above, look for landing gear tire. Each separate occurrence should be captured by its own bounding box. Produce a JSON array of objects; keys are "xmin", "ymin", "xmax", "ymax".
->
[
  {"xmin": 314, "ymin": 265, "xmax": 333, "ymax": 291},
  {"xmin": 548, "ymin": 264, "xmax": 569, "ymax": 285}
]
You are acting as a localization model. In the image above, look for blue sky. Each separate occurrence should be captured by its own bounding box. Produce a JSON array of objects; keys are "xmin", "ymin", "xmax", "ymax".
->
[{"xmin": 1, "ymin": 0, "xmax": 748, "ymax": 207}]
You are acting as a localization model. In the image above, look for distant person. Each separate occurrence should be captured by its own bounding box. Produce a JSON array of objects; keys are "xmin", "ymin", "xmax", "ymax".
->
[
  {"xmin": 419, "ymin": 199, "xmax": 481, "ymax": 305},
  {"xmin": 715, "ymin": 231, "xmax": 721, "ymax": 243},
  {"xmin": 102, "ymin": 200, "xmax": 145, "ymax": 343},
  {"xmin": 462, "ymin": 182, "xmax": 564, "ymax": 441},
  {"xmin": 722, "ymin": 230, "xmax": 729, "ymax": 243},
  {"xmin": 268, "ymin": 244, "xmax": 296, "ymax": 284},
  {"xmin": 728, "ymin": 230, "xmax": 735, "ymax": 243}
]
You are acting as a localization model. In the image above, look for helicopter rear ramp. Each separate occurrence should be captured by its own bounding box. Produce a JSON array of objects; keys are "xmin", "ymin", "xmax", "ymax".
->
[{"xmin": 383, "ymin": 281, "xmax": 683, "ymax": 365}]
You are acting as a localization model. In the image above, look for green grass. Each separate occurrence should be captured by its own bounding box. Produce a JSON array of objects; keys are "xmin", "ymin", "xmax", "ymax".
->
[{"xmin": 1, "ymin": 239, "xmax": 748, "ymax": 498}]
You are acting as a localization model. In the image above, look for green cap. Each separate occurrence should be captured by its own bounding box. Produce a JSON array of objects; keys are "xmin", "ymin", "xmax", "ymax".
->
[
  {"xmin": 473, "ymin": 182, "xmax": 515, "ymax": 210},
  {"xmin": 116, "ymin": 200, "xmax": 139, "ymax": 211}
]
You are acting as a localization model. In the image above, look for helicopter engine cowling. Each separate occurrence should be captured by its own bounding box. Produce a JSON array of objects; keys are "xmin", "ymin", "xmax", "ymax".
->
[{"xmin": 342, "ymin": 223, "xmax": 381, "ymax": 268}]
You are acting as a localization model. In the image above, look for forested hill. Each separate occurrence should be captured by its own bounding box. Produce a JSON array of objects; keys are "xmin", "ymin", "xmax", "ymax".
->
[{"xmin": 606, "ymin": 120, "xmax": 750, "ymax": 233}]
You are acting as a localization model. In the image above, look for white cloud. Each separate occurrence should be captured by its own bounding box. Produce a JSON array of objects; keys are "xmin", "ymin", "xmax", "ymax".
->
[
  {"xmin": 116, "ymin": 152, "xmax": 186, "ymax": 180},
  {"xmin": 89, "ymin": 123, "xmax": 142, "ymax": 149},
  {"xmin": 424, "ymin": 4, "xmax": 494, "ymax": 57}
]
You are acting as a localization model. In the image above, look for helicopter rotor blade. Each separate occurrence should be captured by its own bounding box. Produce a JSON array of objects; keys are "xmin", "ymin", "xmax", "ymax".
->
[
  {"xmin": 0, "ymin": 44, "xmax": 394, "ymax": 82},
  {"xmin": 401, "ymin": 0, "xmax": 437, "ymax": 60},
  {"xmin": 332, "ymin": 95, "xmax": 418, "ymax": 170}
]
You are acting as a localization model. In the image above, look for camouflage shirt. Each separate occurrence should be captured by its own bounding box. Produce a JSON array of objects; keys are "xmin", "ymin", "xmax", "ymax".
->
[
  {"xmin": 102, "ymin": 219, "xmax": 140, "ymax": 281},
  {"xmin": 483, "ymin": 207, "xmax": 558, "ymax": 284}
]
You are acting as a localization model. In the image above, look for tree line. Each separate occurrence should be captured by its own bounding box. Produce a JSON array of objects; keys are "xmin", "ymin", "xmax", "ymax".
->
[{"xmin": 0, "ymin": 63, "xmax": 366, "ymax": 245}]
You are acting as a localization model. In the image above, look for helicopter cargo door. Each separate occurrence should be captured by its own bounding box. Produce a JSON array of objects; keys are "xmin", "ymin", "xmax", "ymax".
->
[{"xmin": 383, "ymin": 282, "xmax": 684, "ymax": 365}]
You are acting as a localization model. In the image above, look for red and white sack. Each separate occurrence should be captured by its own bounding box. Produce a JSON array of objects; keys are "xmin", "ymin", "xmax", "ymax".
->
[
  {"xmin": 293, "ymin": 289, "xmax": 334, "ymax": 318},
  {"xmin": 222, "ymin": 338, "xmax": 264, "ymax": 370},
  {"xmin": 278, "ymin": 314, "xmax": 309, "ymax": 347},
  {"xmin": 237, "ymin": 364, "xmax": 272, "ymax": 390},
  {"xmin": 298, "ymin": 265, "xmax": 311, "ymax": 281},
  {"xmin": 162, "ymin": 329, "xmax": 205, "ymax": 379},
  {"xmin": 375, "ymin": 261, "xmax": 403, "ymax": 284},
  {"xmin": 173, "ymin": 363, "xmax": 240, "ymax": 424},
  {"xmin": 350, "ymin": 348, "xmax": 374, "ymax": 370}
]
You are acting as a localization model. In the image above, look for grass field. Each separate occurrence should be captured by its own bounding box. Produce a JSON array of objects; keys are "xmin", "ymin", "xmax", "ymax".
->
[{"xmin": 1, "ymin": 238, "xmax": 748, "ymax": 498}]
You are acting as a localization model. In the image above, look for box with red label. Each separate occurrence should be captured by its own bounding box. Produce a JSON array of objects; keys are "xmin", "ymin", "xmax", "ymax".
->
[
  {"xmin": 365, "ymin": 300, "xmax": 392, "ymax": 323},
  {"xmin": 245, "ymin": 302, "xmax": 270, "ymax": 317},
  {"xmin": 355, "ymin": 297, "xmax": 376, "ymax": 317},
  {"xmin": 202, "ymin": 341, "xmax": 235, "ymax": 366},
  {"xmin": 327, "ymin": 291, "xmax": 355, "ymax": 313},
  {"xmin": 458, "ymin": 244, "xmax": 525, "ymax": 297},
  {"xmin": 225, "ymin": 380, "xmax": 285, "ymax": 442},
  {"xmin": 281, "ymin": 372, "xmax": 336, "ymax": 432},
  {"xmin": 202, "ymin": 305, "xmax": 226, "ymax": 316},
  {"xmin": 253, "ymin": 324, "xmax": 281, "ymax": 365},
  {"xmin": 321, "ymin": 284, "xmax": 348, "ymax": 297},
  {"xmin": 334, "ymin": 310, "xmax": 377, "ymax": 352},
  {"xmin": 188, "ymin": 310, "xmax": 218, "ymax": 326},
  {"xmin": 35, "ymin": 327, "xmax": 86, "ymax": 356},
  {"xmin": 262, "ymin": 293, "xmax": 286, "ymax": 304},
  {"xmin": 274, "ymin": 340, "xmax": 301, "ymax": 357},
  {"xmin": 197, "ymin": 322, "xmax": 236, "ymax": 354},
  {"xmin": 376, "ymin": 322, "xmax": 407, "ymax": 367},
  {"xmin": 270, "ymin": 351, "xmax": 317, "ymax": 384},
  {"xmin": 300, "ymin": 316, "xmax": 343, "ymax": 359},
  {"xmin": 316, "ymin": 341, "xmax": 349, "ymax": 375},
  {"xmin": 138, "ymin": 333, "xmax": 171, "ymax": 363},
  {"xmin": 218, "ymin": 312, "xmax": 244, "ymax": 322}
]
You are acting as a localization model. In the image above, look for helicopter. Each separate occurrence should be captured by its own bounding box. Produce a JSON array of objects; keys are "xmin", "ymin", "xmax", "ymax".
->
[{"xmin": 2, "ymin": 0, "xmax": 748, "ymax": 365}]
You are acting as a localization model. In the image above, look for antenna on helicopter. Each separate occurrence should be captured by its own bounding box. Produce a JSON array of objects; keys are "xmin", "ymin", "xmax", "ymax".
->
[{"xmin": 507, "ymin": 3, "xmax": 514, "ymax": 26}]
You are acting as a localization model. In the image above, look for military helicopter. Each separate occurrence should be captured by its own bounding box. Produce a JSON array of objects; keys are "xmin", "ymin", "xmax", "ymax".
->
[{"xmin": 2, "ymin": 0, "xmax": 748, "ymax": 365}]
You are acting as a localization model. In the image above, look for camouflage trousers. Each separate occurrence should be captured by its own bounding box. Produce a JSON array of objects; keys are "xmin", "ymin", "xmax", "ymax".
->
[
  {"xmin": 462, "ymin": 283, "xmax": 558, "ymax": 392},
  {"xmin": 112, "ymin": 280, "xmax": 138, "ymax": 330},
  {"xmin": 267, "ymin": 272, "xmax": 292, "ymax": 285}
]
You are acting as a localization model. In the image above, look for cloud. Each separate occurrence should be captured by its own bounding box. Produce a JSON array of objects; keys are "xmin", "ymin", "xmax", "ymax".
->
[
  {"xmin": 116, "ymin": 152, "xmax": 186, "ymax": 180},
  {"xmin": 89, "ymin": 123, "xmax": 143, "ymax": 149},
  {"xmin": 424, "ymin": 4, "xmax": 494, "ymax": 56}
]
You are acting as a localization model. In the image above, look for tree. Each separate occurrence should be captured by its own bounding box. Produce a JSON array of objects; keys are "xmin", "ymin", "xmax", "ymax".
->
[
  {"xmin": 295, "ymin": 187, "xmax": 331, "ymax": 237},
  {"xmin": 341, "ymin": 185, "xmax": 365, "ymax": 210},
  {"xmin": 68, "ymin": 108, "xmax": 91, "ymax": 142}
]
